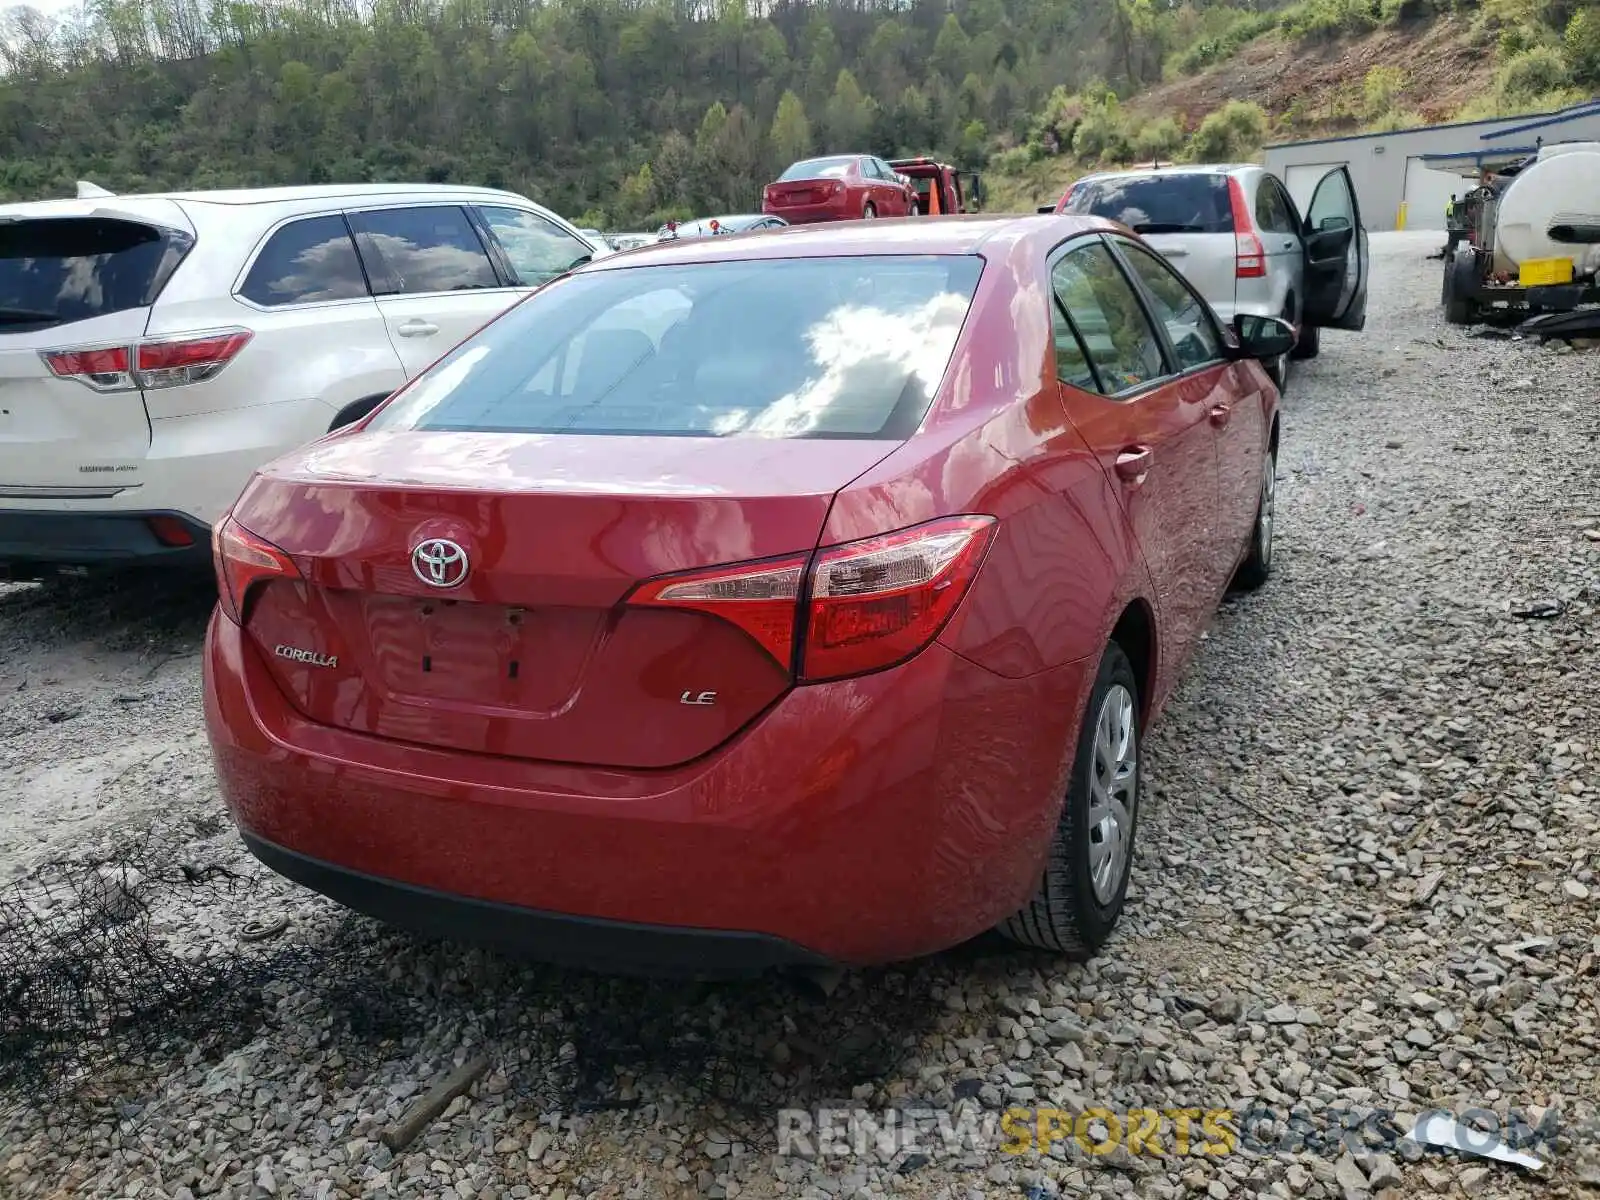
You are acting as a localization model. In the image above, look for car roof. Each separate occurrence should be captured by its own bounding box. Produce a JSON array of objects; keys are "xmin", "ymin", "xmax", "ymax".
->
[
  {"xmin": 0, "ymin": 183, "xmax": 552, "ymax": 219},
  {"xmin": 1079, "ymin": 163, "xmax": 1257, "ymax": 182},
  {"xmin": 587, "ymin": 214, "xmax": 1117, "ymax": 268}
]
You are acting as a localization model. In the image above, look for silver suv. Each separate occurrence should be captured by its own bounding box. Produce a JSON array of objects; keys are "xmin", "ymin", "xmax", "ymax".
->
[{"xmin": 1045, "ymin": 163, "xmax": 1368, "ymax": 385}]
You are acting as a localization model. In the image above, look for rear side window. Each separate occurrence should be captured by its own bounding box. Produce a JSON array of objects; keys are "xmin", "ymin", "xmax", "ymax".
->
[
  {"xmin": 1063, "ymin": 175, "xmax": 1235, "ymax": 235},
  {"xmin": 1255, "ymin": 181, "xmax": 1296, "ymax": 234},
  {"xmin": 0, "ymin": 218, "xmax": 192, "ymax": 331},
  {"xmin": 240, "ymin": 215, "xmax": 368, "ymax": 307},
  {"xmin": 1051, "ymin": 242, "xmax": 1168, "ymax": 394},
  {"xmin": 367, "ymin": 254, "xmax": 985, "ymax": 440},
  {"xmin": 348, "ymin": 206, "xmax": 500, "ymax": 295}
]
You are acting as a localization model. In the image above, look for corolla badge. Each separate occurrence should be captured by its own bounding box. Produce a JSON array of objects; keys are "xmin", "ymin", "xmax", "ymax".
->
[
  {"xmin": 275, "ymin": 645, "xmax": 338, "ymax": 669},
  {"xmin": 412, "ymin": 537, "xmax": 470, "ymax": 588}
]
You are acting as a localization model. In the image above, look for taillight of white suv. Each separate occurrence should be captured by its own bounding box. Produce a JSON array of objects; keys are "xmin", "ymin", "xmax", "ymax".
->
[{"xmin": 41, "ymin": 329, "xmax": 253, "ymax": 393}]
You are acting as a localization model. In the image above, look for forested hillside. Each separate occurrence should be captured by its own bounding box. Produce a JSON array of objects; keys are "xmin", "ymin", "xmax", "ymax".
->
[{"xmin": 0, "ymin": 0, "xmax": 1595, "ymax": 225}]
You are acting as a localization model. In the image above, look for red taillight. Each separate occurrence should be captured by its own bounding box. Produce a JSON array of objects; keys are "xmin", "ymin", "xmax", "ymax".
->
[
  {"xmin": 624, "ymin": 516, "xmax": 996, "ymax": 682},
  {"xmin": 146, "ymin": 515, "xmax": 195, "ymax": 547},
  {"xmin": 41, "ymin": 328, "xmax": 252, "ymax": 393},
  {"xmin": 213, "ymin": 515, "xmax": 300, "ymax": 625},
  {"xmin": 1227, "ymin": 177, "xmax": 1266, "ymax": 278},
  {"xmin": 802, "ymin": 516, "xmax": 994, "ymax": 682},
  {"xmin": 628, "ymin": 554, "xmax": 807, "ymax": 666},
  {"xmin": 137, "ymin": 330, "xmax": 253, "ymax": 389},
  {"xmin": 42, "ymin": 346, "xmax": 135, "ymax": 392}
]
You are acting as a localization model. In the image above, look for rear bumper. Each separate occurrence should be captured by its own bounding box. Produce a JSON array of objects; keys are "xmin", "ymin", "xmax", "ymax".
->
[
  {"xmin": 204, "ymin": 611, "xmax": 1093, "ymax": 971},
  {"xmin": 764, "ymin": 202, "xmax": 850, "ymax": 225},
  {"xmin": 0, "ymin": 509, "xmax": 211, "ymax": 573},
  {"xmin": 0, "ymin": 397, "xmax": 338, "ymax": 546},
  {"xmin": 243, "ymin": 834, "xmax": 828, "ymax": 977}
]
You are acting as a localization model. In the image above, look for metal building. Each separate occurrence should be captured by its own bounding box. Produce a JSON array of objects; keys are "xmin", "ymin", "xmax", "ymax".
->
[{"xmin": 1262, "ymin": 98, "xmax": 1600, "ymax": 232}]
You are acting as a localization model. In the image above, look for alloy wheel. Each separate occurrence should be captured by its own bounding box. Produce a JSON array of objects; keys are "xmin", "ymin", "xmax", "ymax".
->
[
  {"xmin": 1086, "ymin": 683, "xmax": 1138, "ymax": 904},
  {"xmin": 1257, "ymin": 453, "xmax": 1276, "ymax": 567}
]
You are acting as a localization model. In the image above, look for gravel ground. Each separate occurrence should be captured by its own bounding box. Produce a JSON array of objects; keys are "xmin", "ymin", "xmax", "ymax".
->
[{"xmin": 2, "ymin": 232, "xmax": 1597, "ymax": 1200}]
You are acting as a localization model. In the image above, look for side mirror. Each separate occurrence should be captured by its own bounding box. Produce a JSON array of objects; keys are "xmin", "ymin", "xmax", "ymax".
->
[
  {"xmin": 1232, "ymin": 314, "xmax": 1296, "ymax": 361},
  {"xmin": 1318, "ymin": 215, "xmax": 1351, "ymax": 232},
  {"xmin": 1037, "ymin": 204, "xmax": 1056, "ymax": 215}
]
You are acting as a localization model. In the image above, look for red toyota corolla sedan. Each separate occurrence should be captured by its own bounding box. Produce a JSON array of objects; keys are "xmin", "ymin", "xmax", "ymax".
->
[
  {"xmin": 762, "ymin": 154, "xmax": 917, "ymax": 223},
  {"xmin": 204, "ymin": 216, "xmax": 1339, "ymax": 977}
]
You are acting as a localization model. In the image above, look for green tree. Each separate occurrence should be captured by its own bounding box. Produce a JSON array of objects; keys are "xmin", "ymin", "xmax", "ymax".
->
[
  {"xmin": 1185, "ymin": 100, "xmax": 1269, "ymax": 162},
  {"xmin": 1565, "ymin": 9, "xmax": 1600, "ymax": 84},
  {"xmin": 823, "ymin": 68, "xmax": 876, "ymax": 152},
  {"xmin": 769, "ymin": 90, "xmax": 812, "ymax": 168}
]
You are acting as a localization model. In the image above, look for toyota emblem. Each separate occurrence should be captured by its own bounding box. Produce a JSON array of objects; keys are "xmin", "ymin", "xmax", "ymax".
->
[{"xmin": 412, "ymin": 538, "xmax": 469, "ymax": 588}]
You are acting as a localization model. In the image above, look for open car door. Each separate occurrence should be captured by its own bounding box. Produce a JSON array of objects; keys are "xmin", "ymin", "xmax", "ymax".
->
[{"xmin": 1301, "ymin": 165, "xmax": 1368, "ymax": 331}]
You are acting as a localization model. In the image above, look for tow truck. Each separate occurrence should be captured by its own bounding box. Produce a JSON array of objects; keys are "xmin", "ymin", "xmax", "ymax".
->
[{"xmin": 888, "ymin": 158, "xmax": 984, "ymax": 215}]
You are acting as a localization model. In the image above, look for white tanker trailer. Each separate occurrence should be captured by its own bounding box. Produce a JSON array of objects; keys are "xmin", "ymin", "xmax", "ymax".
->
[{"xmin": 1442, "ymin": 141, "xmax": 1600, "ymax": 326}]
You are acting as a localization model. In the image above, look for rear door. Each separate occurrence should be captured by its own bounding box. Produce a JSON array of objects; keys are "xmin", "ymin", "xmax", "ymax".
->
[
  {"xmin": 1049, "ymin": 237, "xmax": 1224, "ymax": 680},
  {"xmin": 346, "ymin": 204, "xmax": 523, "ymax": 376},
  {"xmin": 1253, "ymin": 174, "xmax": 1304, "ymax": 317},
  {"xmin": 1108, "ymin": 233, "xmax": 1261, "ymax": 569},
  {"xmin": 0, "ymin": 205, "xmax": 192, "ymax": 496},
  {"xmin": 1063, "ymin": 174, "xmax": 1239, "ymax": 317},
  {"xmin": 1301, "ymin": 166, "xmax": 1369, "ymax": 331},
  {"xmin": 866, "ymin": 158, "xmax": 909, "ymax": 215}
]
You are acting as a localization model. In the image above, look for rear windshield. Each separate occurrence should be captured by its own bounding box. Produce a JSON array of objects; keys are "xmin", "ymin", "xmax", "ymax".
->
[
  {"xmin": 779, "ymin": 157, "xmax": 857, "ymax": 181},
  {"xmin": 0, "ymin": 217, "xmax": 191, "ymax": 331},
  {"xmin": 1063, "ymin": 175, "xmax": 1235, "ymax": 235},
  {"xmin": 367, "ymin": 254, "xmax": 985, "ymax": 440}
]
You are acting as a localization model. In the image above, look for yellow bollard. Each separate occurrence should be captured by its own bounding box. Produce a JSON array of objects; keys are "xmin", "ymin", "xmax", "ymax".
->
[{"xmin": 1396, "ymin": 202, "xmax": 1408, "ymax": 231}]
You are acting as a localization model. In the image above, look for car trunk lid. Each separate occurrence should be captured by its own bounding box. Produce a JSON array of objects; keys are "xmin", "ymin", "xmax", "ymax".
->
[
  {"xmin": 231, "ymin": 431, "xmax": 900, "ymax": 769},
  {"xmin": 765, "ymin": 179, "xmax": 840, "ymax": 207}
]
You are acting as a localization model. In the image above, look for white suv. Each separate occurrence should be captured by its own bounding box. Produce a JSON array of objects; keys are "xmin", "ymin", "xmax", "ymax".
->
[{"xmin": 0, "ymin": 183, "xmax": 605, "ymax": 577}]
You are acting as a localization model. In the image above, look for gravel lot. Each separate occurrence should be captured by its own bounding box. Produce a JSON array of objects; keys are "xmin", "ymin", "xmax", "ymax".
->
[{"xmin": 2, "ymin": 232, "xmax": 1597, "ymax": 1200}]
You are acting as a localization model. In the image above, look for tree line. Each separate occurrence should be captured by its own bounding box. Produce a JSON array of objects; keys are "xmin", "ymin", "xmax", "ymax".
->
[{"xmin": 0, "ymin": 0, "xmax": 1276, "ymax": 228}]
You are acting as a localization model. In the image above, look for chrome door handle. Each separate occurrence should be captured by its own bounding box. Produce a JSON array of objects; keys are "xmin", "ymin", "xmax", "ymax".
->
[{"xmin": 397, "ymin": 319, "xmax": 439, "ymax": 338}]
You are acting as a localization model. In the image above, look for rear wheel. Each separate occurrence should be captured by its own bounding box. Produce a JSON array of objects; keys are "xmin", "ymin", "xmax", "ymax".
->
[
  {"xmin": 1444, "ymin": 252, "xmax": 1480, "ymax": 326},
  {"xmin": 998, "ymin": 643, "xmax": 1140, "ymax": 956},
  {"xmin": 1265, "ymin": 300, "xmax": 1296, "ymax": 389},
  {"xmin": 863, "ymin": 202, "xmax": 878, "ymax": 219},
  {"xmin": 1233, "ymin": 446, "xmax": 1276, "ymax": 592}
]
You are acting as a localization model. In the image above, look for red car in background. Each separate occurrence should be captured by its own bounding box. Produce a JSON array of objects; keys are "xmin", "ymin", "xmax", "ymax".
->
[
  {"xmin": 762, "ymin": 154, "xmax": 917, "ymax": 223},
  {"xmin": 203, "ymin": 217, "xmax": 1346, "ymax": 977}
]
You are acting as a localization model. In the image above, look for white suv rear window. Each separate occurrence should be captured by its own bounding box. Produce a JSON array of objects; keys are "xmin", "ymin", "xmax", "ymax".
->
[{"xmin": 0, "ymin": 217, "xmax": 191, "ymax": 331}]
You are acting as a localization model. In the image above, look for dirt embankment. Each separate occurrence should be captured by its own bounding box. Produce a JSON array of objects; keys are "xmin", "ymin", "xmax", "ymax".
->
[{"xmin": 1134, "ymin": 15, "xmax": 1495, "ymax": 135}]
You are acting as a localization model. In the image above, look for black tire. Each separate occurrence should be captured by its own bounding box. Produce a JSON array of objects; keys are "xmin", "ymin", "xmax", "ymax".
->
[
  {"xmin": 997, "ymin": 642, "xmax": 1141, "ymax": 956},
  {"xmin": 1290, "ymin": 322, "xmax": 1320, "ymax": 360},
  {"xmin": 863, "ymin": 202, "xmax": 877, "ymax": 219},
  {"xmin": 1232, "ymin": 444, "xmax": 1276, "ymax": 592},
  {"xmin": 1265, "ymin": 300, "xmax": 1296, "ymax": 389},
  {"xmin": 1444, "ymin": 251, "xmax": 1481, "ymax": 326},
  {"xmin": 908, "ymin": 200, "xmax": 920, "ymax": 217}
]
